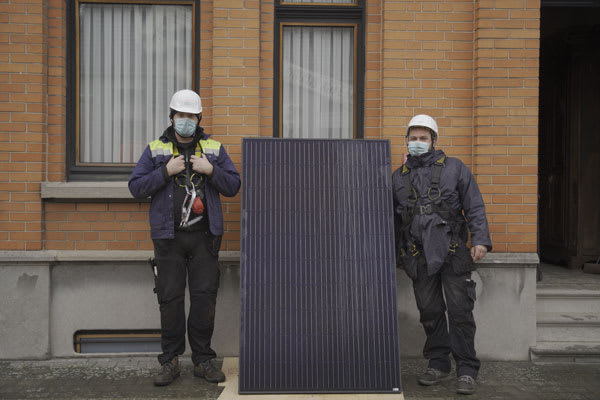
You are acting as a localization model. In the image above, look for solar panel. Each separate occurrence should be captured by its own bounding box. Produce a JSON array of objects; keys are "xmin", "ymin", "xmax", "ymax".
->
[{"xmin": 239, "ymin": 138, "xmax": 402, "ymax": 394}]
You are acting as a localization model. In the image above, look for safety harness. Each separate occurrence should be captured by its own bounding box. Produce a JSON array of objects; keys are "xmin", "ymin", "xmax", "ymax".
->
[
  {"xmin": 175, "ymin": 143, "xmax": 206, "ymax": 229},
  {"xmin": 397, "ymin": 155, "xmax": 467, "ymax": 260}
]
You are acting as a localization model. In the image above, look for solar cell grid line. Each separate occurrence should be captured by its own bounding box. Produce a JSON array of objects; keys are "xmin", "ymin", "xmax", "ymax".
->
[{"xmin": 240, "ymin": 138, "xmax": 402, "ymax": 394}]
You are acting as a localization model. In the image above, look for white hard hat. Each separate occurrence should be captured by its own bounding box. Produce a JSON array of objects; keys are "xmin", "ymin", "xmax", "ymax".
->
[
  {"xmin": 407, "ymin": 114, "xmax": 438, "ymax": 139},
  {"xmin": 169, "ymin": 89, "xmax": 202, "ymax": 114}
]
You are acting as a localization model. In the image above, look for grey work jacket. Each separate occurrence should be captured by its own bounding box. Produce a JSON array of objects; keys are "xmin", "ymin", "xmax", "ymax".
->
[{"xmin": 392, "ymin": 150, "xmax": 492, "ymax": 275}]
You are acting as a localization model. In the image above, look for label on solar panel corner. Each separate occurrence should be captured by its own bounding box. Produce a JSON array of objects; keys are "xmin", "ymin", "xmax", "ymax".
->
[{"xmin": 240, "ymin": 138, "xmax": 402, "ymax": 394}]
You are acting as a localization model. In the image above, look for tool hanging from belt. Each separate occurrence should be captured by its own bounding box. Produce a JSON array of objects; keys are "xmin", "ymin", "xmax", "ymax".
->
[{"xmin": 177, "ymin": 151, "xmax": 206, "ymax": 229}]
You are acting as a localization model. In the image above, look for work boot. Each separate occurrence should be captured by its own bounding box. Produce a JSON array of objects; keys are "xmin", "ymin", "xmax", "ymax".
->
[
  {"xmin": 417, "ymin": 368, "xmax": 451, "ymax": 386},
  {"xmin": 153, "ymin": 357, "xmax": 180, "ymax": 386},
  {"xmin": 194, "ymin": 359, "xmax": 226, "ymax": 383},
  {"xmin": 456, "ymin": 375, "xmax": 476, "ymax": 395}
]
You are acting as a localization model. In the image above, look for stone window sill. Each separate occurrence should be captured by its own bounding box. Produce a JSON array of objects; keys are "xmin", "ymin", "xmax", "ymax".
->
[{"xmin": 41, "ymin": 182, "xmax": 137, "ymax": 201}]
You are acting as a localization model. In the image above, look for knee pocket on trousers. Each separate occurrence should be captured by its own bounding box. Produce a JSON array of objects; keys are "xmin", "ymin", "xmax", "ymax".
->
[
  {"xmin": 455, "ymin": 279, "xmax": 477, "ymax": 315},
  {"xmin": 449, "ymin": 311, "xmax": 475, "ymax": 325}
]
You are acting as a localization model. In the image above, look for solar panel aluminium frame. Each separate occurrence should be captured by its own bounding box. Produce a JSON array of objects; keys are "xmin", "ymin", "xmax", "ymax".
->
[{"xmin": 239, "ymin": 138, "xmax": 402, "ymax": 394}]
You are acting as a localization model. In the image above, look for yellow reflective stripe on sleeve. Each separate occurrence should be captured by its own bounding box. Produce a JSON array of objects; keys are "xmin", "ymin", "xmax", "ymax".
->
[
  {"xmin": 149, "ymin": 138, "xmax": 219, "ymax": 158},
  {"xmin": 149, "ymin": 140, "xmax": 175, "ymax": 158},
  {"xmin": 197, "ymin": 138, "xmax": 221, "ymax": 157}
]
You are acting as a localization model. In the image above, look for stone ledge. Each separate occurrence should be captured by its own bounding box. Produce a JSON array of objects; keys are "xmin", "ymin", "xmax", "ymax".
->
[
  {"xmin": 477, "ymin": 252, "xmax": 539, "ymax": 267},
  {"xmin": 0, "ymin": 250, "xmax": 241, "ymax": 264},
  {"xmin": 41, "ymin": 182, "xmax": 137, "ymax": 201},
  {"xmin": 0, "ymin": 251, "xmax": 536, "ymax": 267}
]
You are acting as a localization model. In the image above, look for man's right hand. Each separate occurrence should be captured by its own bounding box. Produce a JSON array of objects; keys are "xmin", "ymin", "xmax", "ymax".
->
[{"xmin": 166, "ymin": 155, "xmax": 186, "ymax": 176}]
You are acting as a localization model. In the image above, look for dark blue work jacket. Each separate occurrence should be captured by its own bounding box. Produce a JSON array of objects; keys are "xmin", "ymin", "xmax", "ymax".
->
[{"xmin": 128, "ymin": 127, "xmax": 240, "ymax": 239}]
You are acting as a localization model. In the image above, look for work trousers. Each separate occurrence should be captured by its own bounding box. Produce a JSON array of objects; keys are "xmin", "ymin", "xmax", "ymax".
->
[
  {"xmin": 412, "ymin": 258, "xmax": 480, "ymax": 378},
  {"xmin": 153, "ymin": 230, "xmax": 221, "ymax": 366}
]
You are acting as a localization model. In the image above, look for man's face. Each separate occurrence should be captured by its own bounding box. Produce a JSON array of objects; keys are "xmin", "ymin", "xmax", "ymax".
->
[
  {"xmin": 173, "ymin": 112, "xmax": 199, "ymax": 123},
  {"xmin": 407, "ymin": 127, "xmax": 436, "ymax": 150}
]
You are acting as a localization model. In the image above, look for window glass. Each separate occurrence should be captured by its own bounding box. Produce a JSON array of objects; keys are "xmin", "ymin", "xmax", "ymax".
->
[
  {"xmin": 281, "ymin": 26, "xmax": 354, "ymax": 139},
  {"xmin": 78, "ymin": 3, "xmax": 192, "ymax": 164}
]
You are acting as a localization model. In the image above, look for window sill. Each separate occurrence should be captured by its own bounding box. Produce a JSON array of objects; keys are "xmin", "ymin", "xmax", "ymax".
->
[{"xmin": 41, "ymin": 182, "xmax": 138, "ymax": 201}]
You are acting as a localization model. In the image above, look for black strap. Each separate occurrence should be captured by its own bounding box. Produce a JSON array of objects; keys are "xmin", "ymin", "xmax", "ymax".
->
[
  {"xmin": 428, "ymin": 156, "xmax": 445, "ymax": 204},
  {"xmin": 399, "ymin": 165, "xmax": 419, "ymax": 256}
]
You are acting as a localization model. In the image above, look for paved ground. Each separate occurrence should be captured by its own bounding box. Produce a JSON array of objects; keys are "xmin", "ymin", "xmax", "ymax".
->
[{"xmin": 1, "ymin": 356, "xmax": 599, "ymax": 400}]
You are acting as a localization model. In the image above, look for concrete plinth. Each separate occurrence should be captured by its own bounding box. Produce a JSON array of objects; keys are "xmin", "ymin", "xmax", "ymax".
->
[
  {"xmin": 0, "ymin": 253, "xmax": 53, "ymax": 359},
  {"xmin": 0, "ymin": 251, "xmax": 538, "ymax": 361}
]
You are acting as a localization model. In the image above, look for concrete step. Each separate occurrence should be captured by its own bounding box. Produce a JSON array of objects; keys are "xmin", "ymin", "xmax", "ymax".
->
[
  {"xmin": 536, "ymin": 312, "xmax": 600, "ymax": 342},
  {"xmin": 536, "ymin": 287, "xmax": 600, "ymax": 314},
  {"xmin": 530, "ymin": 341, "xmax": 600, "ymax": 363}
]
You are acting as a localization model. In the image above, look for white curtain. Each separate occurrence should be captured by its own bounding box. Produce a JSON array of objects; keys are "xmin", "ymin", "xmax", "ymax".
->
[
  {"xmin": 282, "ymin": 26, "xmax": 354, "ymax": 139},
  {"xmin": 79, "ymin": 4, "xmax": 192, "ymax": 164},
  {"xmin": 282, "ymin": 0, "xmax": 355, "ymax": 4}
]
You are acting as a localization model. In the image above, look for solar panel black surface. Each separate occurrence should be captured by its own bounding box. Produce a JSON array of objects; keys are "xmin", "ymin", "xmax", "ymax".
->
[{"xmin": 240, "ymin": 138, "xmax": 402, "ymax": 394}]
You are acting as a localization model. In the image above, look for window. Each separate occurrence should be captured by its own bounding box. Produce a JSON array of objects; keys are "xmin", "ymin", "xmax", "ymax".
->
[
  {"xmin": 275, "ymin": 0, "xmax": 364, "ymax": 139},
  {"xmin": 74, "ymin": 330, "xmax": 161, "ymax": 353},
  {"xmin": 67, "ymin": 0, "xmax": 200, "ymax": 180}
]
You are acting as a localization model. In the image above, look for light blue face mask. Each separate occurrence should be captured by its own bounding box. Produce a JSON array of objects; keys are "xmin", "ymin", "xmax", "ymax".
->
[
  {"xmin": 407, "ymin": 140, "xmax": 431, "ymax": 157},
  {"xmin": 174, "ymin": 118, "xmax": 197, "ymax": 138}
]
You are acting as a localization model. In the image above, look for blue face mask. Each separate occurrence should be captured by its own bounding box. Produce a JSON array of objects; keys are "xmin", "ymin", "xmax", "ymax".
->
[
  {"xmin": 407, "ymin": 140, "xmax": 431, "ymax": 157},
  {"xmin": 174, "ymin": 118, "xmax": 197, "ymax": 137}
]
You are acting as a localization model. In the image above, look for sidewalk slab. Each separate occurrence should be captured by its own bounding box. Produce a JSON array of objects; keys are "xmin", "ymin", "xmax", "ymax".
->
[{"xmin": 1, "ymin": 357, "xmax": 600, "ymax": 400}]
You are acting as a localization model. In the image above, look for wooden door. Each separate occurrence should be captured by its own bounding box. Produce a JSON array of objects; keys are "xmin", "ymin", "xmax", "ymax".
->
[{"xmin": 539, "ymin": 28, "xmax": 600, "ymax": 267}]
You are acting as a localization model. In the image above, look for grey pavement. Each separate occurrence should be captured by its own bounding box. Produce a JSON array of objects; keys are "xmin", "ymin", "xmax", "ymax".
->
[{"xmin": 1, "ymin": 356, "xmax": 599, "ymax": 400}]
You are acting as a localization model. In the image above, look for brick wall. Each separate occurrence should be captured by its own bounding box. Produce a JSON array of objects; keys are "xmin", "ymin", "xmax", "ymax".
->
[
  {"xmin": 0, "ymin": 0, "xmax": 48, "ymax": 250},
  {"xmin": 473, "ymin": 0, "xmax": 539, "ymax": 252},
  {"xmin": 0, "ymin": 0, "xmax": 540, "ymax": 254},
  {"xmin": 45, "ymin": 203, "xmax": 152, "ymax": 251}
]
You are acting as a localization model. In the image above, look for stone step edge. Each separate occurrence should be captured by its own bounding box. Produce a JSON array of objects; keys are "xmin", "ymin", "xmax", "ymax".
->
[
  {"xmin": 537, "ymin": 287, "xmax": 600, "ymax": 298},
  {"xmin": 537, "ymin": 312, "xmax": 600, "ymax": 326},
  {"xmin": 530, "ymin": 341, "xmax": 600, "ymax": 356}
]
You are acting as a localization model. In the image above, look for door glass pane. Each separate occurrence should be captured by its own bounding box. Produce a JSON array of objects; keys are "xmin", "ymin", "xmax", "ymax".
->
[
  {"xmin": 281, "ymin": 26, "xmax": 354, "ymax": 139},
  {"xmin": 79, "ymin": 4, "xmax": 192, "ymax": 164}
]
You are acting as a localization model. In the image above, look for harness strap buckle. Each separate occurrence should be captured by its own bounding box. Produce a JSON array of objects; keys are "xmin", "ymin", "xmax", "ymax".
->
[
  {"xmin": 416, "ymin": 204, "xmax": 433, "ymax": 215},
  {"xmin": 409, "ymin": 244, "xmax": 420, "ymax": 257},
  {"xmin": 449, "ymin": 242, "xmax": 458, "ymax": 253}
]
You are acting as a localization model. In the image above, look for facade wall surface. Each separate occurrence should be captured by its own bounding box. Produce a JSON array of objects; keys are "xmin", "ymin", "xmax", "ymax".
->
[
  {"xmin": 0, "ymin": 0, "xmax": 540, "ymax": 253},
  {"xmin": 0, "ymin": 0, "xmax": 541, "ymax": 361}
]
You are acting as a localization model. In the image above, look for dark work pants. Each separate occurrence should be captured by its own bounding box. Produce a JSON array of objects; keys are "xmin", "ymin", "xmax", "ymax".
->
[
  {"xmin": 153, "ymin": 230, "xmax": 221, "ymax": 366},
  {"xmin": 412, "ymin": 259, "xmax": 480, "ymax": 378}
]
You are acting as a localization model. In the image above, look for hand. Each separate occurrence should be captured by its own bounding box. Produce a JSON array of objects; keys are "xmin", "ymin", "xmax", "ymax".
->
[
  {"xmin": 191, "ymin": 154, "xmax": 214, "ymax": 176},
  {"xmin": 470, "ymin": 245, "xmax": 488, "ymax": 262},
  {"xmin": 166, "ymin": 155, "xmax": 185, "ymax": 176}
]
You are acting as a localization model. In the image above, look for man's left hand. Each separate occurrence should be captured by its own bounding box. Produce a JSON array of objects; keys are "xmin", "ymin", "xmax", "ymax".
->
[
  {"xmin": 191, "ymin": 154, "xmax": 214, "ymax": 176},
  {"xmin": 471, "ymin": 245, "xmax": 487, "ymax": 262}
]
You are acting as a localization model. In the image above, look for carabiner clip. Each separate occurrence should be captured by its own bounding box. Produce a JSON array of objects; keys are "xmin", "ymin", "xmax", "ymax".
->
[{"xmin": 179, "ymin": 185, "xmax": 196, "ymax": 228}]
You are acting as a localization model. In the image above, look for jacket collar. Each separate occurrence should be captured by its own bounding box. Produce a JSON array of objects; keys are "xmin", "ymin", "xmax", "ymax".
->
[
  {"xmin": 159, "ymin": 125, "xmax": 210, "ymax": 145},
  {"xmin": 406, "ymin": 149, "xmax": 446, "ymax": 169}
]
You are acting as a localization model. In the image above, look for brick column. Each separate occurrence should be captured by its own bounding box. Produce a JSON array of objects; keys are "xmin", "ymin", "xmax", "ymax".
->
[
  {"xmin": 0, "ymin": 0, "xmax": 48, "ymax": 250},
  {"xmin": 473, "ymin": 0, "xmax": 540, "ymax": 252},
  {"xmin": 47, "ymin": 0, "xmax": 65, "ymax": 183},
  {"xmin": 364, "ymin": 0, "xmax": 383, "ymax": 140},
  {"xmin": 211, "ymin": 0, "xmax": 260, "ymax": 251}
]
